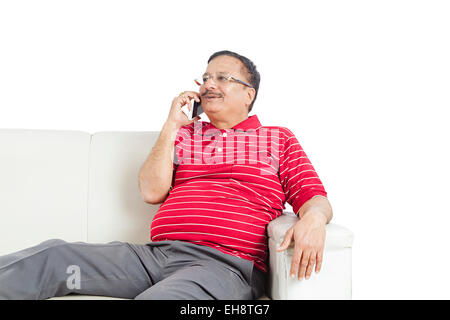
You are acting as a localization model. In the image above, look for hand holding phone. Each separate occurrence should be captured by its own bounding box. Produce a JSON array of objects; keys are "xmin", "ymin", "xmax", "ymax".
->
[
  {"xmin": 167, "ymin": 91, "xmax": 202, "ymax": 129},
  {"xmin": 182, "ymin": 99, "xmax": 204, "ymax": 120}
]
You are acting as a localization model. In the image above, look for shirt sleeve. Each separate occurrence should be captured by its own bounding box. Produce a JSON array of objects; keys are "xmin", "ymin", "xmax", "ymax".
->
[{"xmin": 278, "ymin": 128, "xmax": 327, "ymax": 217}]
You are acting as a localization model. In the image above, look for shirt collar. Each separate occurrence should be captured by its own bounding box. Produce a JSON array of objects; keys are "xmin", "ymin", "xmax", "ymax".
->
[
  {"xmin": 200, "ymin": 115, "xmax": 262, "ymax": 133},
  {"xmin": 232, "ymin": 115, "xmax": 262, "ymax": 131}
]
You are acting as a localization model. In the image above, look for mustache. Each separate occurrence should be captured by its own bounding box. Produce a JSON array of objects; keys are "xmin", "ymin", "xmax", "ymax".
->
[{"xmin": 201, "ymin": 91, "xmax": 222, "ymax": 97}]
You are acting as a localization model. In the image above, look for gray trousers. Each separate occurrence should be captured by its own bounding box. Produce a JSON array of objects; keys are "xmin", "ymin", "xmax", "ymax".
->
[{"xmin": 0, "ymin": 239, "xmax": 266, "ymax": 300}]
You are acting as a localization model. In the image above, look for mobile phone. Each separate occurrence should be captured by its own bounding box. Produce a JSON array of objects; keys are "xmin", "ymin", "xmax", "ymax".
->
[{"xmin": 181, "ymin": 99, "xmax": 204, "ymax": 120}]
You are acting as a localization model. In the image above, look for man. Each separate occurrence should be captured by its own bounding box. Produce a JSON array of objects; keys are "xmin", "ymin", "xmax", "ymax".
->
[{"xmin": 0, "ymin": 50, "xmax": 332, "ymax": 300}]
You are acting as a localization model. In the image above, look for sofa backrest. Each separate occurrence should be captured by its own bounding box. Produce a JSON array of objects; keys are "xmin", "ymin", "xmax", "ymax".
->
[
  {"xmin": 0, "ymin": 129, "xmax": 161, "ymax": 255},
  {"xmin": 86, "ymin": 131, "xmax": 160, "ymax": 244}
]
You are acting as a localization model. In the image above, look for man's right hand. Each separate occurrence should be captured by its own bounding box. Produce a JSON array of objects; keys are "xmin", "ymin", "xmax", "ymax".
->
[{"xmin": 167, "ymin": 91, "xmax": 202, "ymax": 129}]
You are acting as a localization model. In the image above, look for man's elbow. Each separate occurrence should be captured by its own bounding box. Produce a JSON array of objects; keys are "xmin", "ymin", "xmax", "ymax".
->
[
  {"xmin": 139, "ymin": 177, "xmax": 169, "ymax": 204},
  {"xmin": 141, "ymin": 191, "xmax": 169, "ymax": 205}
]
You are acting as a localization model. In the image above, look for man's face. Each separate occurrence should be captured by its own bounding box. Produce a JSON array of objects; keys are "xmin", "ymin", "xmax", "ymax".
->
[{"xmin": 199, "ymin": 55, "xmax": 254, "ymax": 117}]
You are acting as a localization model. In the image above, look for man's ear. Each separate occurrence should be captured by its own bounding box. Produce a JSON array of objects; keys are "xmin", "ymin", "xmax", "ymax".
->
[{"xmin": 247, "ymin": 88, "xmax": 256, "ymax": 106}]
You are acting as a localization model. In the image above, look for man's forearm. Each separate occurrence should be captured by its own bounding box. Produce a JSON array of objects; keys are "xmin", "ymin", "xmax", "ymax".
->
[
  {"xmin": 297, "ymin": 195, "xmax": 333, "ymax": 224},
  {"xmin": 139, "ymin": 120, "xmax": 179, "ymax": 204}
]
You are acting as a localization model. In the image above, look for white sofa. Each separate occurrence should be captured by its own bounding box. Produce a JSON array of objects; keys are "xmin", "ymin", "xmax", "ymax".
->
[{"xmin": 0, "ymin": 129, "xmax": 354, "ymax": 300}]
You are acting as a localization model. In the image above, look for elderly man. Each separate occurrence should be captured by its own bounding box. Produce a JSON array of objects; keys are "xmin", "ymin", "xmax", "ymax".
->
[
  {"xmin": 138, "ymin": 50, "xmax": 332, "ymax": 298},
  {"xmin": 0, "ymin": 50, "xmax": 332, "ymax": 300}
]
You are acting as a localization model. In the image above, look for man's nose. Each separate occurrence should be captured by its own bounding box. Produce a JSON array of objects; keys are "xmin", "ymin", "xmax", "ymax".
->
[{"xmin": 203, "ymin": 77, "xmax": 218, "ymax": 91}]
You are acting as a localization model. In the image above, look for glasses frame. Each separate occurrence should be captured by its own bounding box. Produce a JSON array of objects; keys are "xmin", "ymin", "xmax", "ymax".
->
[{"xmin": 195, "ymin": 73, "xmax": 253, "ymax": 88}]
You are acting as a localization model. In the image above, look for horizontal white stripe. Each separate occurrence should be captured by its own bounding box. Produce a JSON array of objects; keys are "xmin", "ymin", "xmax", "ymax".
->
[
  {"xmin": 284, "ymin": 135, "xmax": 296, "ymax": 142},
  {"xmin": 174, "ymin": 156, "xmax": 279, "ymax": 169},
  {"xmin": 152, "ymin": 213, "xmax": 266, "ymax": 228},
  {"xmin": 239, "ymin": 180, "xmax": 284, "ymax": 203},
  {"xmin": 172, "ymin": 181, "xmax": 277, "ymax": 219},
  {"xmin": 231, "ymin": 164, "xmax": 278, "ymax": 175},
  {"xmin": 191, "ymin": 128, "xmax": 280, "ymax": 136},
  {"xmin": 286, "ymin": 177, "xmax": 321, "ymax": 196},
  {"xmin": 230, "ymin": 178, "xmax": 273, "ymax": 208},
  {"xmin": 178, "ymin": 133, "xmax": 282, "ymax": 142},
  {"xmin": 174, "ymin": 182, "xmax": 254, "ymax": 203},
  {"xmin": 159, "ymin": 201, "xmax": 269, "ymax": 222},
  {"xmin": 152, "ymin": 223, "xmax": 265, "ymax": 237},
  {"xmin": 157, "ymin": 206, "xmax": 272, "ymax": 223},
  {"xmin": 279, "ymin": 130, "xmax": 296, "ymax": 141},
  {"xmin": 280, "ymin": 155, "xmax": 309, "ymax": 169},
  {"xmin": 185, "ymin": 134, "xmax": 282, "ymax": 142},
  {"xmin": 176, "ymin": 143, "xmax": 282, "ymax": 156},
  {"xmin": 288, "ymin": 184, "xmax": 325, "ymax": 201},
  {"xmin": 177, "ymin": 170, "xmax": 277, "ymax": 188},
  {"xmin": 223, "ymin": 245, "xmax": 268, "ymax": 258},
  {"xmin": 176, "ymin": 148, "xmax": 281, "ymax": 163},
  {"xmin": 279, "ymin": 162, "xmax": 312, "ymax": 176},
  {"xmin": 284, "ymin": 142, "xmax": 301, "ymax": 154},
  {"xmin": 288, "ymin": 169, "xmax": 317, "ymax": 182},
  {"xmin": 177, "ymin": 130, "xmax": 192, "ymax": 139},
  {"xmin": 176, "ymin": 172, "xmax": 281, "ymax": 192},
  {"xmin": 281, "ymin": 149, "xmax": 305, "ymax": 160},
  {"xmin": 172, "ymin": 184, "xmax": 250, "ymax": 202},
  {"xmin": 176, "ymin": 172, "xmax": 280, "ymax": 188},
  {"xmin": 205, "ymin": 185, "xmax": 276, "ymax": 218},
  {"xmin": 176, "ymin": 164, "xmax": 278, "ymax": 175},
  {"xmin": 176, "ymin": 179, "xmax": 283, "ymax": 206},
  {"xmin": 188, "ymin": 240, "xmax": 267, "ymax": 253},
  {"xmin": 172, "ymin": 185, "xmax": 251, "ymax": 201},
  {"xmin": 153, "ymin": 231, "xmax": 267, "ymax": 248}
]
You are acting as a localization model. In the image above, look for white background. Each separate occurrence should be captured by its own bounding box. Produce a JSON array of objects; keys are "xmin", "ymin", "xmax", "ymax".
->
[{"xmin": 1, "ymin": 0, "xmax": 449, "ymax": 299}]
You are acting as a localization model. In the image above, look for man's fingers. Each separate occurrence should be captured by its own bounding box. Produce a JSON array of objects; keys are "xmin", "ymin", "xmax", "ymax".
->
[
  {"xmin": 290, "ymin": 247, "xmax": 323, "ymax": 281},
  {"xmin": 277, "ymin": 228, "xmax": 294, "ymax": 252},
  {"xmin": 277, "ymin": 239, "xmax": 290, "ymax": 251},
  {"xmin": 297, "ymin": 250, "xmax": 311, "ymax": 281},
  {"xmin": 305, "ymin": 253, "xmax": 316, "ymax": 279},
  {"xmin": 290, "ymin": 247, "xmax": 302, "ymax": 278},
  {"xmin": 315, "ymin": 249, "xmax": 323, "ymax": 274},
  {"xmin": 186, "ymin": 98, "xmax": 192, "ymax": 111},
  {"xmin": 176, "ymin": 92, "xmax": 201, "ymax": 110},
  {"xmin": 181, "ymin": 91, "xmax": 201, "ymax": 102}
]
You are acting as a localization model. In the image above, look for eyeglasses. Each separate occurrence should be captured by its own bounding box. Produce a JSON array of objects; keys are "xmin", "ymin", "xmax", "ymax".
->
[{"xmin": 194, "ymin": 73, "xmax": 252, "ymax": 88}]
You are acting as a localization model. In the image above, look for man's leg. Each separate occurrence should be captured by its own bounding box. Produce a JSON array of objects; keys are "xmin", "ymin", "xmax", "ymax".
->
[
  {"xmin": 134, "ymin": 241, "xmax": 267, "ymax": 300},
  {"xmin": 134, "ymin": 261, "xmax": 252, "ymax": 300},
  {"xmin": 0, "ymin": 239, "xmax": 159, "ymax": 299}
]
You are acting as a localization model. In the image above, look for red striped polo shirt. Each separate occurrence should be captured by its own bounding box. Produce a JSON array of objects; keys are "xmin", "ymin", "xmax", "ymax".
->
[{"xmin": 150, "ymin": 114, "xmax": 327, "ymax": 273}]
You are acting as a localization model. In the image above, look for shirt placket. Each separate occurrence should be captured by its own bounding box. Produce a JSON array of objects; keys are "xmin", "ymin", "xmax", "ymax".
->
[{"xmin": 214, "ymin": 130, "xmax": 225, "ymax": 164}]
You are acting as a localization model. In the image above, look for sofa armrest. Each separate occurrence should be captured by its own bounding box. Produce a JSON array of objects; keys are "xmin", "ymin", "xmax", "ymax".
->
[{"xmin": 267, "ymin": 212, "xmax": 354, "ymax": 300}]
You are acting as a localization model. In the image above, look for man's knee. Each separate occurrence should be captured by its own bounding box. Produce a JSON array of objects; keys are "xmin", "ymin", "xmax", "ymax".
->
[
  {"xmin": 39, "ymin": 239, "xmax": 72, "ymax": 257},
  {"xmin": 134, "ymin": 263, "xmax": 251, "ymax": 300},
  {"xmin": 39, "ymin": 238, "xmax": 68, "ymax": 246},
  {"xmin": 134, "ymin": 281, "xmax": 214, "ymax": 300}
]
